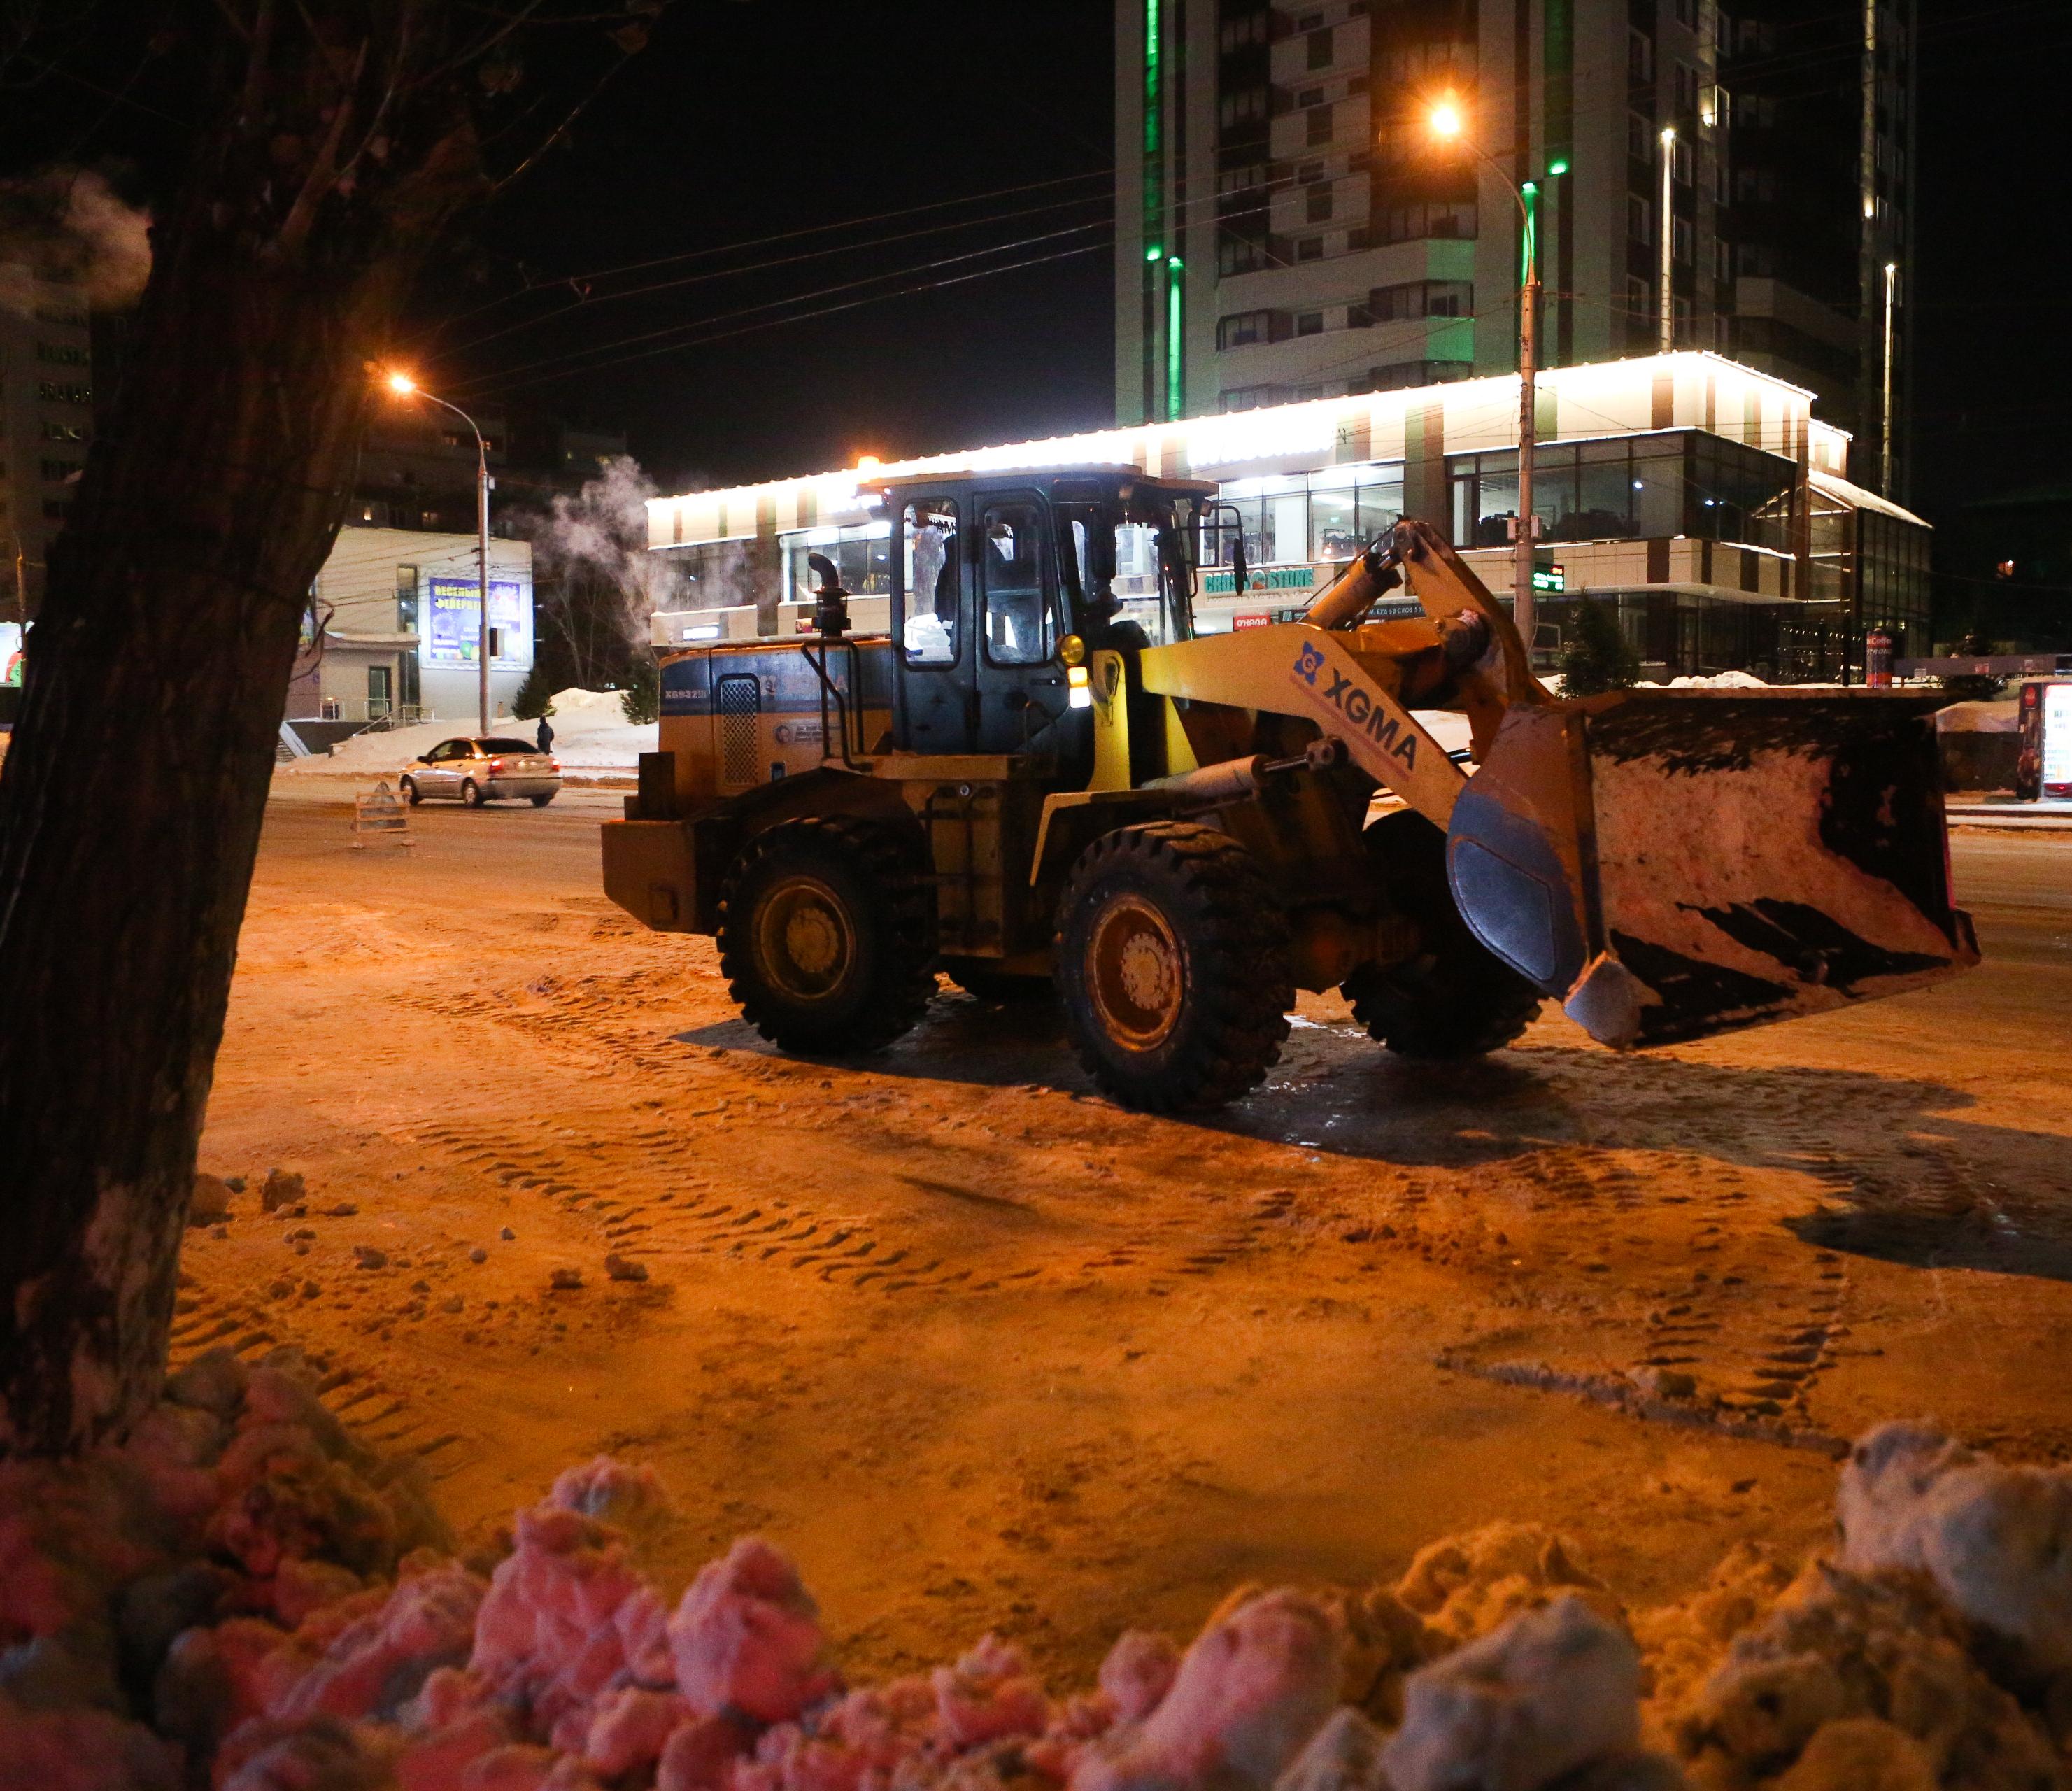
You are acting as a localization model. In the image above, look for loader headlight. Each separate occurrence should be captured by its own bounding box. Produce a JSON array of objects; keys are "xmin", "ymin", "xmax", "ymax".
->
[
  {"xmin": 1067, "ymin": 663, "xmax": 1093, "ymax": 708},
  {"xmin": 1058, "ymin": 634, "xmax": 1087, "ymax": 667}
]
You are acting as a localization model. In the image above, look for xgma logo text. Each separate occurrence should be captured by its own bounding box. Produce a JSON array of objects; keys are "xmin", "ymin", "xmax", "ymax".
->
[{"xmin": 1291, "ymin": 642, "xmax": 1419, "ymax": 766}]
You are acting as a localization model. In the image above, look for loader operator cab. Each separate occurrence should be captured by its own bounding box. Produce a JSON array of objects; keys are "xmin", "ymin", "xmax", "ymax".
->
[{"xmin": 881, "ymin": 467, "xmax": 1212, "ymax": 761}]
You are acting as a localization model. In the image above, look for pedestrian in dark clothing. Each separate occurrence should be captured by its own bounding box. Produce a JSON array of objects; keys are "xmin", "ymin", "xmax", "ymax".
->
[{"xmin": 536, "ymin": 714, "xmax": 555, "ymax": 753}]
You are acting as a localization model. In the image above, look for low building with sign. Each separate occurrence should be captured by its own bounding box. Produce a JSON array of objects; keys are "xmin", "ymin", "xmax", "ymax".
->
[
  {"xmin": 285, "ymin": 525, "xmax": 535, "ymax": 728},
  {"xmin": 646, "ymin": 351, "xmax": 1930, "ymax": 683}
]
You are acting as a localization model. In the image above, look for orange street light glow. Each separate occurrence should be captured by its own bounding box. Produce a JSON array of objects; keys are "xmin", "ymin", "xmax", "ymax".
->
[
  {"xmin": 384, "ymin": 370, "xmax": 418, "ymax": 396},
  {"xmin": 856, "ymin": 454, "xmax": 883, "ymax": 476},
  {"xmin": 1428, "ymin": 97, "xmax": 1465, "ymax": 141}
]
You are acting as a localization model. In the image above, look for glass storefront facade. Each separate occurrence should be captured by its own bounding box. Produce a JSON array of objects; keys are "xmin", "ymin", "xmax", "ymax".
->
[{"xmin": 1447, "ymin": 432, "xmax": 1798, "ymax": 553}]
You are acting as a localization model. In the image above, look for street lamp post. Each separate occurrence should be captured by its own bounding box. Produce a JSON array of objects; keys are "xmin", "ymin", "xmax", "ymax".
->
[
  {"xmin": 384, "ymin": 372, "xmax": 492, "ymax": 735},
  {"xmin": 1429, "ymin": 99, "xmax": 1542, "ymax": 657}
]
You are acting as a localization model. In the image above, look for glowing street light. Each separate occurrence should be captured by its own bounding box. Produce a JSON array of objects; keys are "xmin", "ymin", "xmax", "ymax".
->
[
  {"xmin": 381, "ymin": 369, "xmax": 493, "ymax": 733},
  {"xmin": 1426, "ymin": 98, "xmax": 1543, "ymax": 657}
]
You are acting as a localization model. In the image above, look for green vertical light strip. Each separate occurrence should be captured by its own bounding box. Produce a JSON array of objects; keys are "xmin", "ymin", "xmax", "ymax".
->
[
  {"xmin": 1142, "ymin": 0, "xmax": 1162, "ymax": 418},
  {"xmin": 1166, "ymin": 257, "xmax": 1184, "ymax": 420},
  {"xmin": 1521, "ymin": 180, "xmax": 1540, "ymax": 288}
]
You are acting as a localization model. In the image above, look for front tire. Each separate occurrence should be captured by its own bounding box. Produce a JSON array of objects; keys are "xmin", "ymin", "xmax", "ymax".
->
[
  {"xmin": 1340, "ymin": 810, "xmax": 1542, "ymax": 1059},
  {"xmin": 717, "ymin": 818, "xmax": 937, "ymax": 1054},
  {"xmin": 460, "ymin": 779, "xmax": 484, "ymax": 809},
  {"xmin": 399, "ymin": 777, "xmax": 423, "ymax": 807},
  {"xmin": 1056, "ymin": 823, "xmax": 1292, "ymax": 1112}
]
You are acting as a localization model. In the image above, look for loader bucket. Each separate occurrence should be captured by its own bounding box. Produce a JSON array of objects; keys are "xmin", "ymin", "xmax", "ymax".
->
[{"xmin": 1444, "ymin": 690, "xmax": 1978, "ymax": 1049}]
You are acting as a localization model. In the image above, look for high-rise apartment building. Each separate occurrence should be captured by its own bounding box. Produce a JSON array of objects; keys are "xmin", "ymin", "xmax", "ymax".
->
[{"xmin": 1114, "ymin": 0, "xmax": 1913, "ymax": 493}]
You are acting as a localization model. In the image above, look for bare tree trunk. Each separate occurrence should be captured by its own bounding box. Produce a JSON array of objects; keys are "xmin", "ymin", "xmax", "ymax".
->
[{"xmin": 0, "ymin": 10, "xmax": 481, "ymax": 1453}]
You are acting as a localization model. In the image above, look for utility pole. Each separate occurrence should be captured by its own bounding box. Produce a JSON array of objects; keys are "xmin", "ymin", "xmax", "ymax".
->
[
  {"xmin": 475, "ymin": 433, "xmax": 491, "ymax": 735},
  {"xmin": 1659, "ymin": 127, "xmax": 1677, "ymax": 352}
]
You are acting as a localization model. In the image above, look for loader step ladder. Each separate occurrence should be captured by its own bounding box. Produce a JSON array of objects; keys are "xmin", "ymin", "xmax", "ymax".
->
[{"xmin": 352, "ymin": 780, "xmax": 413, "ymax": 849}]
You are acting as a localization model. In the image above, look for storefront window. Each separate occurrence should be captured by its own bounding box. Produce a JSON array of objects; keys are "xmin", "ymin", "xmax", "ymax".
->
[{"xmin": 1310, "ymin": 483, "xmax": 1356, "ymax": 560}]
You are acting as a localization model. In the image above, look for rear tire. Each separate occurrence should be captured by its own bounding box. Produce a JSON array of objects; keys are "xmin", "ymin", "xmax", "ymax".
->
[
  {"xmin": 399, "ymin": 777, "xmax": 423, "ymax": 807},
  {"xmin": 460, "ymin": 779, "xmax": 484, "ymax": 809},
  {"xmin": 1056, "ymin": 822, "xmax": 1292, "ymax": 1112},
  {"xmin": 1341, "ymin": 810, "xmax": 1542, "ymax": 1059},
  {"xmin": 718, "ymin": 818, "xmax": 936, "ymax": 1054},
  {"xmin": 942, "ymin": 958, "xmax": 1053, "ymax": 1004},
  {"xmin": 530, "ymin": 793, "xmax": 553, "ymax": 807}
]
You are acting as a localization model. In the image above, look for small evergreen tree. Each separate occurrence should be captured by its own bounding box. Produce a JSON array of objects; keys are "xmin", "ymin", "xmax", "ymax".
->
[
  {"xmin": 511, "ymin": 660, "xmax": 555, "ymax": 721},
  {"xmin": 1556, "ymin": 596, "xmax": 1640, "ymax": 697},
  {"xmin": 620, "ymin": 654, "xmax": 660, "ymax": 725}
]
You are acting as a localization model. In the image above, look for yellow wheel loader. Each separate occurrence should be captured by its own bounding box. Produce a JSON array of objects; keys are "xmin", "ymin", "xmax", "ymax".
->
[{"xmin": 602, "ymin": 466, "xmax": 1975, "ymax": 1111}]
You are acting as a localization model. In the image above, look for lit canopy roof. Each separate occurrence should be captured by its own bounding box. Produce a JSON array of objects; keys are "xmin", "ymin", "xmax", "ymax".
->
[{"xmin": 650, "ymin": 351, "xmax": 1852, "ymax": 551}]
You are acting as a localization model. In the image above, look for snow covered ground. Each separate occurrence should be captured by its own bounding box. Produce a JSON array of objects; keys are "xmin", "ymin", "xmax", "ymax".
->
[{"xmin": 280, "ymin": 687, "xmax": 655, "ymax": 778}]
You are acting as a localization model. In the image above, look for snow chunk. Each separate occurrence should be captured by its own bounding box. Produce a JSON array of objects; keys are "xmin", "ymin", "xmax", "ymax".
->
[
  {"xmin": 0, "ymin": 1695, "xmax": 181, "ymax": 1791},
  {"xmin": 1668, "ymin": 1559, "xmax": 2060, "ymax": 1788},
  {"xmin": 1270, "ymin": 1706, "xmax": 1386, "ymax": 1791},
  {"xmin": 1772, "ymin": 1716, "xmax": 1937, "ymax": 1791},
  {"xmin": 932, "ymin": 1633, "xmax": 1049, "ymax": 1747},
  {"xmin": 1382, "ymin": 1594, "xmax": 1644, "ymax": 1791},
  {"xmin": 1098, "ymin": 1631, "xmax": 1181, "ymax": 1723},
  {"xmin": 1395, "ymin": 1522, "xmax": 1621, "ymax": 1644},
  {"xmin": 669, "ymin": 1538, "xmax": 835, "ymax": 1725},
  {"xmin": 265, "ymin": 1560, "xmax": 485, "ymax": 1725},
  {"xmin": 1837, "ymin": 1421, "xmax": 2072, "ymax": 1674},
  {"xmin": 1072, "ymin": 1589, "xmax": 1341, "ymax": 1791},
  {"xmin": 547, "ymin": 1457, "xmax": 669, "ymax": 1533},
  {"xmin": 470, "ymin": 1501, "xmax": 672, "ymax": 1745}
]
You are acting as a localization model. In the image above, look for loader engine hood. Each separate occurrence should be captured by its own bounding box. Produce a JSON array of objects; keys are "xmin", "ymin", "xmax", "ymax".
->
[{"xmin": 1445, "ymin": 689, "xmax": 1978, "ymax": 1049}]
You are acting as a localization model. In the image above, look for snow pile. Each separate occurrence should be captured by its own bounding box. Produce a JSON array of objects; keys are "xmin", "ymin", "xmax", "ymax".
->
[
  {"xmin": 10, "ymin": 1392, "xmax": 2072, "ymax": 1791},
  {"xmin": 280, "ymin": 688, "xmax": 655, "ymax": 778},
  {"xmin": 1936, "ymin": 699, "xmax": 2022, "ymax": 736},
  {"xmin": 1663, "ymin": 670, "xmax": 1773, "ymax": 689}
]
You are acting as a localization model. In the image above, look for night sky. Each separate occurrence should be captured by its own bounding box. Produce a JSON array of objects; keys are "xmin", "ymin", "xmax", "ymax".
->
[
  {"xmin": 402, "ymin": 0, "xmax": 2068, "ymax": 535},
  {"xmin": 415, "ymin": 0, "xmax": 1120, "ymax": 493}
]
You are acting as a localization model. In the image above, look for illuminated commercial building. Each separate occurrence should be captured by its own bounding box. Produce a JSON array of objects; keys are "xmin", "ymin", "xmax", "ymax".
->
[
  {"xmin": 285, "ymin": 525, "xmax": 537, "ymax": 731},
  {"xmin": 1114, "ymin": 0, "xmax": 1915, "ymax": 495},
  {"xmin": 648, "ymin": 351, "xmax": 1929, "ymax": 677}
]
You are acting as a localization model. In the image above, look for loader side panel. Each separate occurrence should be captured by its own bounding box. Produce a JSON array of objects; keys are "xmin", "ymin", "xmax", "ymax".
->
[{"xmin": 660, "ymin": 642, "xmax": 896, "ymax": 798}]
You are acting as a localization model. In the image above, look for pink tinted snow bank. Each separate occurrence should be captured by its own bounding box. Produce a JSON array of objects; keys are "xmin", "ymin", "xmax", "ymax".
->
[{"xmin": 17, "ymin": 1371, "xmax": 2072, "ymax": 1791}]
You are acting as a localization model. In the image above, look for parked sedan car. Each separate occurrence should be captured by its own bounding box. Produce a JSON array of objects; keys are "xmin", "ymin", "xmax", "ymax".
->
[{"xmin": 399, "ymin": 737, "xmax": 562, "ymax": 807}]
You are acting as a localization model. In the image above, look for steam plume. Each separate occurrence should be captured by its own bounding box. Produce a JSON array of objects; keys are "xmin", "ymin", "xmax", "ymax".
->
[{"xmin": 0, "ymin": 167, "xmax": 152, "ymax": 316}]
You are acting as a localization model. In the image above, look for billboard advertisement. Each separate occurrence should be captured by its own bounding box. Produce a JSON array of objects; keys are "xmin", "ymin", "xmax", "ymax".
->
[
  {"xmin": 425, "ymin": 575, "xmax": 532, "ymax": 667},
  {"xmin": 2045, "ymin": 683, "xmax": 2072, "ymax": 798}
]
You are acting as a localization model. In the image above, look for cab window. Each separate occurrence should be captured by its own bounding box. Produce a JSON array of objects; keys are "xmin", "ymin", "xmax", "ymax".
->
[
  {"xmin": 981, "ymin": 502, "xmax": 1053, "ymax": 666},
  {"xmin": 902, "ymin": 499, "xmax": 958, "ymax": 665}
]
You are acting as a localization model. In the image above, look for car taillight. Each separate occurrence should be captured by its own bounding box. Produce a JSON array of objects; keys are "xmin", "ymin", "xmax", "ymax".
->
[
  {"xmin": 489, "ymin": 759, "xmax": 506, "ymax": 773},
  {"xmin": 550, "ymin": 758, "xmax": 561, "ymax": 772}
]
